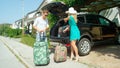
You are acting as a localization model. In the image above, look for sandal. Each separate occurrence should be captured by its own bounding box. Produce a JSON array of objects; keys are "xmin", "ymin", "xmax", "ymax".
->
[{"xmin": 75, "ymin": 56, "xmax": 80, "ymax": 62}]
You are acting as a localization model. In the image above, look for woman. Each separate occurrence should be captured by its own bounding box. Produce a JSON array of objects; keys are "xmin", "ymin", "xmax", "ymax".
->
[{"xmin": 63, "ymin": 7, "xmax": 80, "ymax": 61}]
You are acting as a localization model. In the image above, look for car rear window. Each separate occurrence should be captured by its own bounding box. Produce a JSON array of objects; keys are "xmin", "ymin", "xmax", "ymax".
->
[{"xmin": 99, "ymin": 17, "xmax": 110, "ymax": 26}]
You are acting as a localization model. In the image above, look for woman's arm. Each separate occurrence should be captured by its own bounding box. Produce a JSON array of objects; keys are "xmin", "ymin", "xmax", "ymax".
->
[
  {"xmin": 63, "ymin": 25, "xmax": 70, "ymax": 33},
  {"xmin": 64, "ymin": 17, "xmax": 69, "ymax": 23},
  {"xmin": 63, "ymin": 16, "xmax": 70, "ymax": 33}
]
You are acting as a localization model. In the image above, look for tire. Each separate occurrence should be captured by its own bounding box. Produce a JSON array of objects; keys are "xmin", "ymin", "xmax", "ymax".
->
[{"xmin": 77, "ymin": 38, "xmax": 91, "ymax": 56}]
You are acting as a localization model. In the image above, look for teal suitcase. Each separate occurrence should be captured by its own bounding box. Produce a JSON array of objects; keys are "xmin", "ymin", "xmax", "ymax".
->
[{"xmin": 33, "ymin": 41, "xmax": 50, "ymax": 66}]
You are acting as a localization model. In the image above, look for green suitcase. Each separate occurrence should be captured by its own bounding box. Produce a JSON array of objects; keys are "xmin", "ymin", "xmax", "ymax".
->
[{"xmin": 33, "ymin": 41, "xmax": 50, "ymax": 66}]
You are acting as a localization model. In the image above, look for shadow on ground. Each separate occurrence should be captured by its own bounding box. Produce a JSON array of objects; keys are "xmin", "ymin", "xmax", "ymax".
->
[{"xmin": 92, "ymin": 42, "xmax": 120, "ymax": 59}]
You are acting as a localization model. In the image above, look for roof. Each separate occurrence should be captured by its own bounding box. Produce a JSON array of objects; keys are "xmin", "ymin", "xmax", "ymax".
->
[
  {"xmin": 36, "ymin": 0, "xmax": 48, "ymax": 12},
  {"xmin": 75, "ymin": 0, "xmax": 120, "ymax": 13}
]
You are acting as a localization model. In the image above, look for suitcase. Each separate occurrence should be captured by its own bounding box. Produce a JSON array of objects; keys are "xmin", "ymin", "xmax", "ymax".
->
[
  {"xmin": 54, "ymin": 44, "xmax": 67, "ymax": 62},
  {"xmin": 33, "ymin": 41, "xmax": 50, "ymax": 66}
]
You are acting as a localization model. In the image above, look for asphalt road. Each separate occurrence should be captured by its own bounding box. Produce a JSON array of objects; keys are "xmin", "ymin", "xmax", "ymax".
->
[
  {"xmin": 0, "ymin": 36, "xmax": 92, "ymax": 68},
  {"xmin": 0, "ymin": 40, "xmax": 26, "ymax": 68}
]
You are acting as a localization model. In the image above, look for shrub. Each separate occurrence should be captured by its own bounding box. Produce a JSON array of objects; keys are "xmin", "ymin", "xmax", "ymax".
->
[
  {"xmin": 7, "ymin": 29, "xmax": 22, "ymax": 38},
  {"xmin": 0, "ymin": 24, "xmax": 22, "ymax": 38},
  {"xmin": 21, "ymin": 34, "xmax": 35, "ymax": 47}
]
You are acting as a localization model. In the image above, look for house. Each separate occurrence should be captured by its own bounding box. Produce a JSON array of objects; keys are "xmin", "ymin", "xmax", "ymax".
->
[
  {"xmin": 24, "ymin": 10, "xmax": 39, "ymax": 34},
  {"xmin": 36, "ymin": 0, "xmax": 52, "ymax": 12},
  {"xmin": 11, "ymin": 0, "xmax": 49, "ymax": 33},
  {"xmin": 11, "ymin": 19, "xmax": 23, "ymax": 29},
  {"xmin": 24, "ymin": 0, "xmax": 53, "ymax": 34}
]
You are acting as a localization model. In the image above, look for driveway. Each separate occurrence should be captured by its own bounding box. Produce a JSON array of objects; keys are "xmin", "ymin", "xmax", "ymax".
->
[{"xmin": 79, "ymin": 44, "xmax": 120, "ymax": 68}]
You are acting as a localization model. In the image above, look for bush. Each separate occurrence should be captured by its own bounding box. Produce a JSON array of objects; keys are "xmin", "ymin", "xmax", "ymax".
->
[
  {"xmin": 21, "ymin": 34, "xmax": 35, "ymax": 47},
  {"xmin": 47, "ymin": 13, "xmax": 59, "ymax": 28},
  {"xmin": 0, "ymin": 24, "xmax": 22, "ymax": 38},
  {"xmin": 7, "ymin": 29, "xmax": 22, "ymax": 38}
]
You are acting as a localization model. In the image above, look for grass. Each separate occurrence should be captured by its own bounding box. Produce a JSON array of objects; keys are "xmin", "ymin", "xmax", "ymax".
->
[
  {"xmin": 20, "ymin": 34, "xmax": 51, "ymax": 48},
  {"xmin": 21, "ymin": 34, "xmax": 35, "ymax": 47}
]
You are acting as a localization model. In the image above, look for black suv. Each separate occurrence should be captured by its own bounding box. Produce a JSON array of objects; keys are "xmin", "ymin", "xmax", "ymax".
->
[{"xmin": 43, "ymin": 2, "xmax": 120, "ymax": 55}]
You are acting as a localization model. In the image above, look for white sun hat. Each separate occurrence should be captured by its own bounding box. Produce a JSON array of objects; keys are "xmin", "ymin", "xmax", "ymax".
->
[{"xmin": 66, "ymin": 7, "xmax": 77, "ymax": 14}]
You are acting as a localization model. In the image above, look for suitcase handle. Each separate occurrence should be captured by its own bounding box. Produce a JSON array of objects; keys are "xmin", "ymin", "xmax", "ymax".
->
[{"xmin": 39, "ymin": 32, "xmax": 46, "ymax": 41}]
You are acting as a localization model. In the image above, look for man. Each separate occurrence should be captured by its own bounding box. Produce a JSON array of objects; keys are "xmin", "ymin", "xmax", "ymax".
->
[
  {"xmin": 33, "ymin": 9, "xmax": 49, "ymax": 42},
  {"xmin": 33, "ymin": 9, "xmax": 50, "ymax": 65}
]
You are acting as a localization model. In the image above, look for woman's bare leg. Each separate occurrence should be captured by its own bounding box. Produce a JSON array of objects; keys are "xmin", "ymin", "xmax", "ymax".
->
[
  {"xmin": 70, "ymin": 46, "xmax": 74, "ymax": 60},
  {"xmin": 70, "ymin": 40, "xmax": 80, "ymax": 61}
]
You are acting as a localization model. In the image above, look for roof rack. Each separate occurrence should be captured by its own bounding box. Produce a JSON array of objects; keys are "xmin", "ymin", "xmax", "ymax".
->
[{"xmin": 77, "ymin": 12, "xmax": 89, "ymax": 15}]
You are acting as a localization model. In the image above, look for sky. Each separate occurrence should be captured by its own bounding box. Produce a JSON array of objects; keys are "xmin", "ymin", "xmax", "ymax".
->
[{"xmin": 0, "ymin": 0, "xmax": 43, "ymax": 24}]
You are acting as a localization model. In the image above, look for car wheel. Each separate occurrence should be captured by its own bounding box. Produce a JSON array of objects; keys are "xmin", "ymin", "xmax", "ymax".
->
[{"xmin": 77, "ymin": 38, "xmax": 91, "ymax": 56}]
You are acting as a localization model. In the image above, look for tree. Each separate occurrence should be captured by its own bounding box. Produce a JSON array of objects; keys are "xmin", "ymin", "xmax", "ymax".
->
[{"xmin": 54, "ymin": 0, "xmax": 86, "ymax": 12}]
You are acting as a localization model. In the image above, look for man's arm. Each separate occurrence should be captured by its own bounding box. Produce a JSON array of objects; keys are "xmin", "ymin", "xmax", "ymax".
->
[{"xmin": 33, "ymin": 25, "xmax": 45, "ymax": 32}]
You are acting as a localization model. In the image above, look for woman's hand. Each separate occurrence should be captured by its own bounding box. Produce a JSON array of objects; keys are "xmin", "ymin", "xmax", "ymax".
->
[
  {"xmin": 64, "ymin": 17, "xmax": 69, "ymax": 23},
  {"xmin": 63, "ymin": 26, "xmax": 69, "ymax": 33},
  {"xmin": 63, "ymin": 29, "xmax": 66, "ymax": 33}
]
